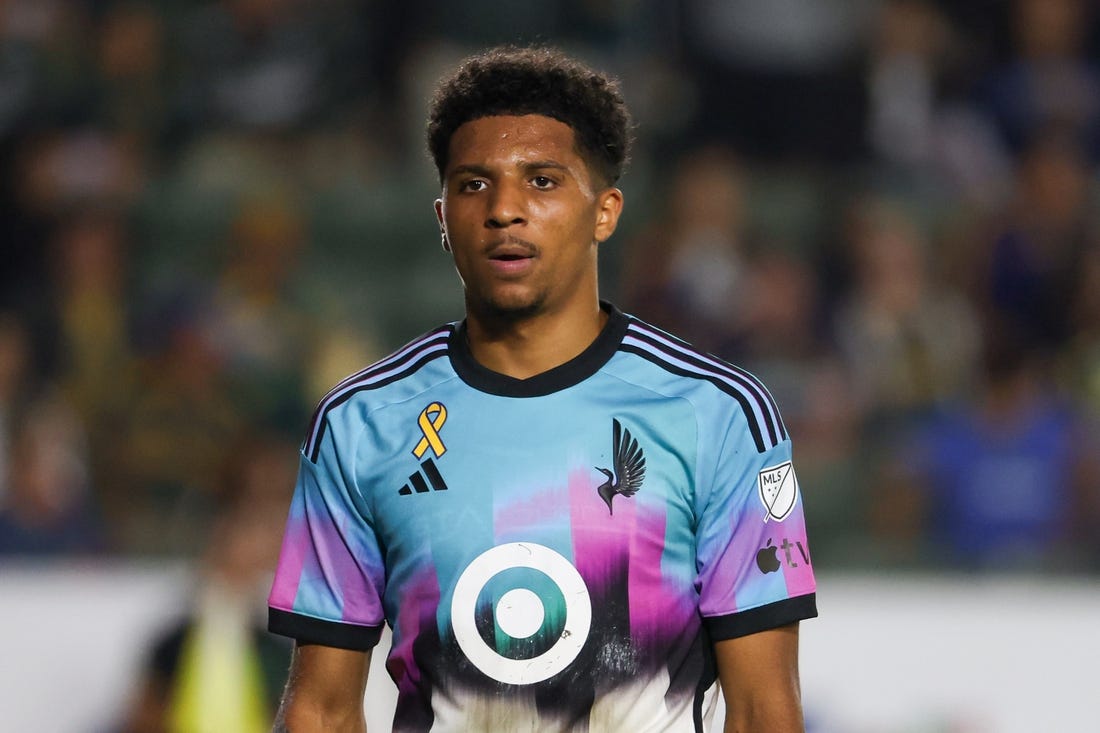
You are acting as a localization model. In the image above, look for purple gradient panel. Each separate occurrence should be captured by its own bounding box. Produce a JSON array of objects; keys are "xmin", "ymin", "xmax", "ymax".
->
[
  {"xmin": 697, "ymin": 501, "xmax": 779, "ymax": 617},
  {"xmin": 337, "ymin": 512, "xmax": 387, "ymax": 626},
  {"xmin": 295, "ymin": 489, "xmax": 384, "ymax": 624}
]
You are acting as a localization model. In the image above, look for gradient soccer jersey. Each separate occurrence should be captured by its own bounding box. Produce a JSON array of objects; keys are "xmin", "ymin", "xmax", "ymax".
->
[{"xmin": 268, "ymin": 304, "xmax": 817, "ymax": 732}]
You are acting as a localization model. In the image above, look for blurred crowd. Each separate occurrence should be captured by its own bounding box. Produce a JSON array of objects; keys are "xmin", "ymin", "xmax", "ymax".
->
[{"xmin": 2, "ymin": 0, "xmax": 1100, "ymax": 587}]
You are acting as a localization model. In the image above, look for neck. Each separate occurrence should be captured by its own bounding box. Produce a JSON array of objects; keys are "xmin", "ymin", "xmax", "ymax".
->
[{"xmin": 464, "ymin": 299, "xmax": 608, "ymax": 379}]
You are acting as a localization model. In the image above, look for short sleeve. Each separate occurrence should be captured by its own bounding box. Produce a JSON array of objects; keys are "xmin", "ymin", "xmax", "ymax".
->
[
  {"xmin": 695, "ymin": 417, "xmax": 817, "ymax": 641},
  {"xmin": 267, "ymin": 416, "xmax": 385, "ymax": 650}
]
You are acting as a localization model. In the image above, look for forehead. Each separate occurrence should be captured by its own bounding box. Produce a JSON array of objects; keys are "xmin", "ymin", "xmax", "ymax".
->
[{"xmin": 445, "ymin": 114, "xmax": 582, "ymax": 171}]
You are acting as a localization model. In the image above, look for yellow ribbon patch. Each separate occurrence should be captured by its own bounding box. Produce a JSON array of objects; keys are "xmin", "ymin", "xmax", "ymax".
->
[{"xmin": 413, "ymin": 402, "xmax": 448, "ymax": 458}]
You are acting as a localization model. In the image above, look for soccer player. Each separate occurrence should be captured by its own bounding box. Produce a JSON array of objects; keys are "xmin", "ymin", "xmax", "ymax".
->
[{"xmin": 267, "ymin": 45, "xmax": 817, "ymax": 732}]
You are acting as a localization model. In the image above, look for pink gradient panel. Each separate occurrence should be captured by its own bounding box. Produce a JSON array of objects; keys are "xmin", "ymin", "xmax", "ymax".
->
[
  {"xmin": 627, "ymin": 508, "xmax": 697, "ymax": 643},
  {"xmin": 494, "ymin": 483, "xmax": 569, "ymax": 536},
  {"xmin": 778, "ymin": 510, "xmax": 816, "ymax": 597},
  {"xmin": 268, "ymin": 512, "xmax": 308, "ymax": 609},
  {"xmin": 568, "ymin": 468, "xmax": 630, "ymax": 585}
]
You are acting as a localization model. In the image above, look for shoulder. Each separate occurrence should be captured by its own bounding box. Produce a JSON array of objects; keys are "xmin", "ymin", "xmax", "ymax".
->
[
  {"xmin": 613, "ymin": 313, "xmax": 788, "ymax": 454},
  {"xmin": 302, "ymin": 324, "xmax": 457, "ymax": 461}
]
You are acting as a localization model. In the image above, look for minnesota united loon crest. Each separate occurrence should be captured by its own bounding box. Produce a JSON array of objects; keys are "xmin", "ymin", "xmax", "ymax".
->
[{"xmin": 595, "ymin": 418, "xmax": 646, "ymax": 515}]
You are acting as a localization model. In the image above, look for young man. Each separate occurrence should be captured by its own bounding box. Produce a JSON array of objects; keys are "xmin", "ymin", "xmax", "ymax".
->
[{"xmin": 267, "ymin": 46, "xmax": 817, "ymax": 732}]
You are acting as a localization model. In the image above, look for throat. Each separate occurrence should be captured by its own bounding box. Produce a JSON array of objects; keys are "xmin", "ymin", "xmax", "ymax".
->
[{"xmin": 464, "ymin": 305, "xmax": 608, "ymax": 379}]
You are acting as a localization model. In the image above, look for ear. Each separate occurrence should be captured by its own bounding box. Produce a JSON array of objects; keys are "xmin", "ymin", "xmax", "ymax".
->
[
  {"xmin": 434, "ymin": 198, "xmax": 450, "ymax": 252},
  {"xmin": 593, "ymin": 187, "xmax": 624, "ymax": 244}
]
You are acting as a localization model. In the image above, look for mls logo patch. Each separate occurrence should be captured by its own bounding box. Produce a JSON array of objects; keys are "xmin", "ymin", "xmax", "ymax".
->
[{"xmin": 757, "ymin": 461, "xmax": 798, "ymax": 522}]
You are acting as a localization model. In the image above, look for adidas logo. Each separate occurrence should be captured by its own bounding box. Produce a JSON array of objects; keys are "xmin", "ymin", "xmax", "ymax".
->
[{"xmin": 398, "ymin": 457, "xmax": 449, "ymax": 495}]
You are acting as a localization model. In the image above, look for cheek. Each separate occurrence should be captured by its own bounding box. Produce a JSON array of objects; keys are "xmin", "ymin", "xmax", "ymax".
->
[
  {"xmin": 562, "ymin": 205, "xmax": 602, "ymax": 247},
  {"xmin": 536, "ymin": 197, "xmax": 597, "ymax": 236},
  {"xmin": 442, "ymin": 203, "xmax": 474, "ymax": 233}
]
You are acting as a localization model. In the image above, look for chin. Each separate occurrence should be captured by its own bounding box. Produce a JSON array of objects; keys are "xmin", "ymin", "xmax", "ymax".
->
[{"xmin": 471, "ymin": 292, "xmax": 546, "ymax": 322}]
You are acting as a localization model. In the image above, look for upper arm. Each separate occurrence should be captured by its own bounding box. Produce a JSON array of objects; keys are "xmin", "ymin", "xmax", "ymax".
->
[
  {"xmin": 276, "ymin": 643, "xmax": 371, "ymax": 733},
  {"xmin": 268, "ymin": 437, "xmax": 387, "ymax": 649},
  {"xmin": 715, "ymin": 622, "xmax": 803, "ymax": 733}
]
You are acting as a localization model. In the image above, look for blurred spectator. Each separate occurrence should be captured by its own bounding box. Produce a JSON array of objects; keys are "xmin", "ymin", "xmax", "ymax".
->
[
  {"xmin": 115, "ymin": 433, "xmax": 295, "ymax": 733},
  {"xmin": 113, "ymin": 290, "xmax": 244, "ymax": 556},
  {"xmin": 15, "ymin": 125, "xmax": 147, "ymax": 213},
  {"xmin": 620, "ymin": 144, "xmax": 751, "ymax": 353},
  {"xmin": 872, "ymin": 327, "xmax": 1100, "ymax": 571},
  {"xmin": 866, "ymin": 0, "xmax": 950, "ymax": 170},
  {"xmin": 0, "ymin": 0, "xmax": 46, "ymax": 137},
  {"xmin": 979, "ymin": 0, "xmax": 1100, "ymax": 161},
  {"xmin": 864, "ymin": 0, "xmax": 1011, "ymax": 206},
  {"xmin": 0, "ymin": 389, "xmax": 103, "ymax": 556},
  {"xmin": 47, "ymin": 206, "xmax": 141, "ymax": 529},
  {"xmin": 0, "ymin": 1, "xmax": 94, "ymax": 127},
  {"xmin": 680, "ymin": 0, "xmax": 869, "ymax": 161},
  {"xmin": 91, "ymin": 1, "xmax": 171, "ymax": 141},
  {"xmin": 51, "ymin": 206, "xmax": 135, "ymax": 429},
  {"xmin": 205, "ymin": 190, "xmax": 314, "ymax": 433},
  {"xmin": 833, "ymin": 196, "xmax": 980, "ymax": 425},
  {"xmin": 174, "ymin": 0, "xmax": 367, "ymax": 133},
  {"xmin": 718, "ymin": 248, "xmax": 825, "ymax": 368},
  {"xmin": 978, "ymin": 129, "xmax": 1099, "ymax": 356}
]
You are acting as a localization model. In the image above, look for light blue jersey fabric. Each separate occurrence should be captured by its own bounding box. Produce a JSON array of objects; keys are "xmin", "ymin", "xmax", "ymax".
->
[{"xmin": 269, "ymin": 304, "xmax": 816, "ymax": 732}]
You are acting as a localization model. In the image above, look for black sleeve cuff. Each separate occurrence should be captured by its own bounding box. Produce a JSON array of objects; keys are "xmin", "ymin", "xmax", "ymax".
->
[
  {"xmin": 703, "ymin": 593, "xmax": 818, "ymax": 641},
  {"xmin": 268, "ymin": 608, "xmax": 384, "ymax": 651}
]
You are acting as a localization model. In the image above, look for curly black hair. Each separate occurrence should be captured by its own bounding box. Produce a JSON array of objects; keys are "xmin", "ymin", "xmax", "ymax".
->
[{"xmin": 427, "ymin": 46, "xmax": 632, "ymax": 187}]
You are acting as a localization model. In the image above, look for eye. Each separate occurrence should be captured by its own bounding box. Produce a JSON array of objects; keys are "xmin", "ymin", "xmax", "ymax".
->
[
  {"xmin": 531, "ymin": 175, "xmax": 556, "ymax": 189},
  {"xmin": 459, "ymin": 179, "xmax": 487, "ymax": 192}
]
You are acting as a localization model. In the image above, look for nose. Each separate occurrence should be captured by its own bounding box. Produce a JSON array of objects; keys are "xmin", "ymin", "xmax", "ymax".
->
[{"xmin": 486, "ymin": 180, "xmax": 526, "ymax": 229}]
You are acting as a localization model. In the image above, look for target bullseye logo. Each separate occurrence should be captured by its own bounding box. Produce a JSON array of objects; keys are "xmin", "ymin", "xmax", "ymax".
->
[{"xmin": 451, "ymin": 542, "xmax": 591, "ymax": 685}]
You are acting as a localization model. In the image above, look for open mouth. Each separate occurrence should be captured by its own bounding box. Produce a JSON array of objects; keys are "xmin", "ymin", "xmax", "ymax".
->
[
  {"xmin": 485, "ymin": 238, "xmax": 538, "ymax": 273},
  {"xmin": 487, "ymin": 249, "xmax": 536, "ymax": 275}
]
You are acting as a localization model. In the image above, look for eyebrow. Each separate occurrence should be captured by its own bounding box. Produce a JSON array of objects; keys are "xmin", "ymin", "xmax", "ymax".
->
[
  {"xmin": 521, "ymin": 160, "xmax": 569, "ymax": 173},
  {"xmin": 447, "ymin": 160, "xmax": 571, "ymax": 178}
]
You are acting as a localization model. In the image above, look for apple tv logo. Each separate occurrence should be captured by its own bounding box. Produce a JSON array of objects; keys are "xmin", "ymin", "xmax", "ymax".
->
[
  {"xmin": 756, "ymin": 537, "xmax": 811, "ymax": 574},
  {"xmin": 756, "ymin": 539, "xmax": 782, "ymax": 574}
]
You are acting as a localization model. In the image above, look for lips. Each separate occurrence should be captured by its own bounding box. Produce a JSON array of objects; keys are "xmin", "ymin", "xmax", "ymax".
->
[
  {"xmin": 486, "ymin": 236, "xmax": 537, "ymax": 258},
  {"xmin": 485, "ymin": 237, "xmax": 537, "ymax": 275}
]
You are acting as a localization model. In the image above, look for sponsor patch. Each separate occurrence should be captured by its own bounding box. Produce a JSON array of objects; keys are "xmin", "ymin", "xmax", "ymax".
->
[
  {"xmin": 757, "ymin": 461, "xmax": 798, "ymax": 522},
  {"xmin": 755, "ymin": 537, "xmax": 812, "ymax": 574}
]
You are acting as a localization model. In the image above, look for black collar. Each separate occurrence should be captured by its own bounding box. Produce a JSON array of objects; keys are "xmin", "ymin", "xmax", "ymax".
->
[{"xmin": 449, "ymin": 302, "xmax": 629, "ymax": 397}]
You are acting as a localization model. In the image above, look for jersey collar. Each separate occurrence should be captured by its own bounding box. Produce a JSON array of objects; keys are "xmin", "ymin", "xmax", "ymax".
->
[{"xmin": 449, "ymin": 301, "xmax": 629, "ymax": 397}]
